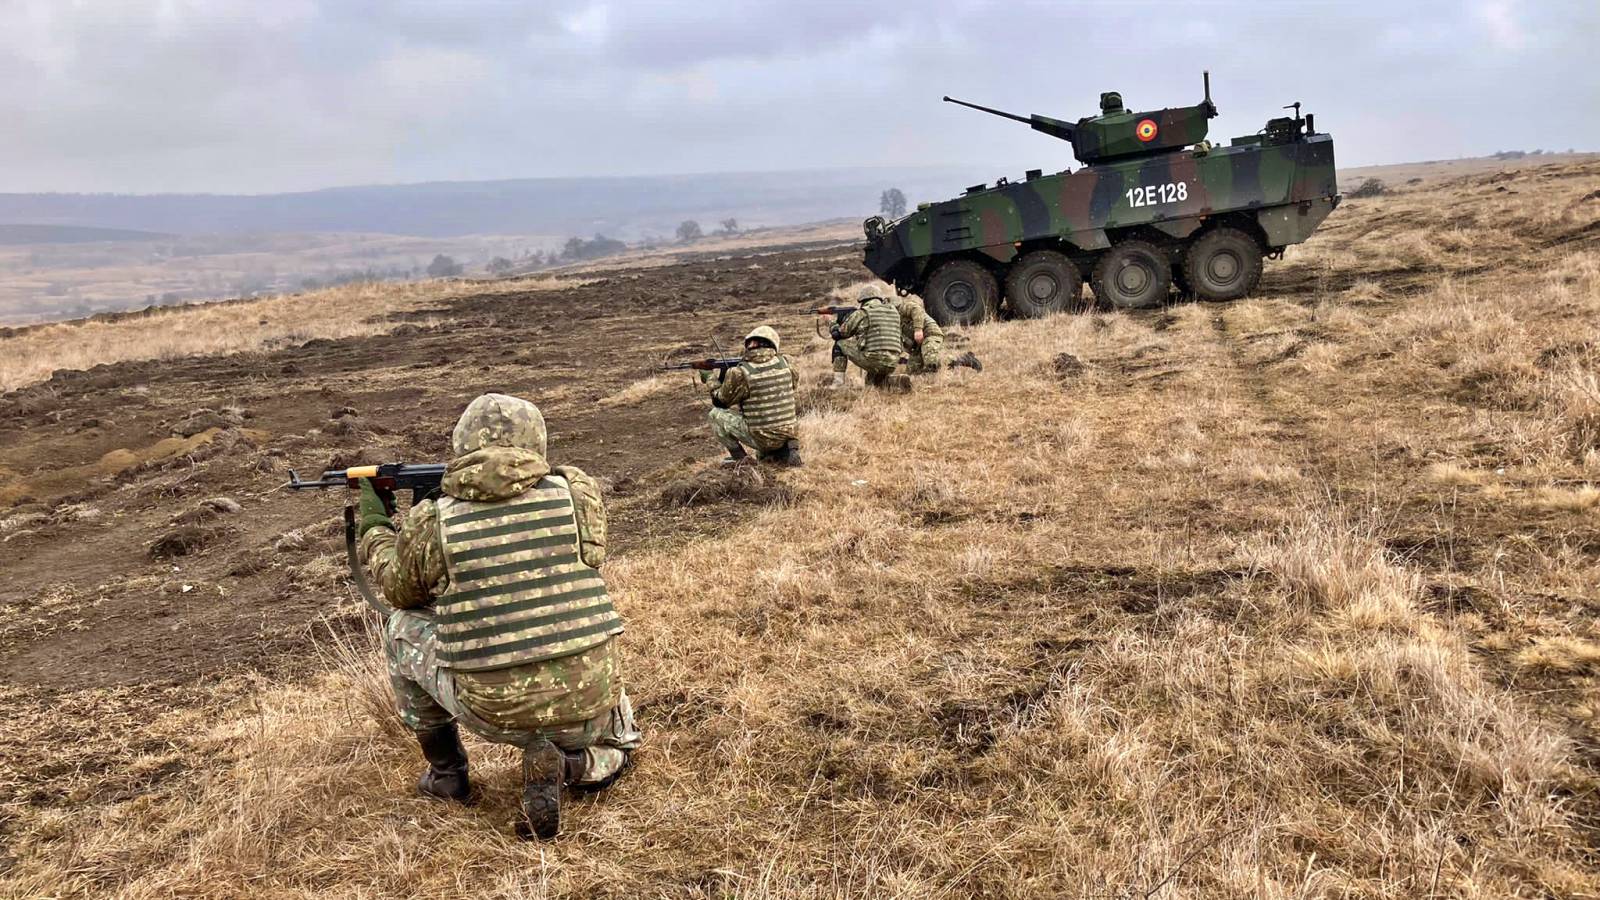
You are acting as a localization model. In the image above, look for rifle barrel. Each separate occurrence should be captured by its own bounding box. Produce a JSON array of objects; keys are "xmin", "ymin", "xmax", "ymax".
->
[
  {"xmin": 285, "ymin": 463, "xmax": 446, "ymax": 491},
  {"xmin": 662, "ymin": 357, "xmax": 742, "ymax": 371},
  {"xmin": 286, "ymin": 469, "xmax": 344, "ymax": 490}
]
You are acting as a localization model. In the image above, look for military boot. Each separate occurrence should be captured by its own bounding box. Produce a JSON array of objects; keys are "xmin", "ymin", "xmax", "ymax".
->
[
  {"xmin": 719, "ymin": 444, "xmax": 748, "ymax": 467},
  {"xmin": 564, "ymin": 746, "xmax": 634, "ymax": 795},
  {"xmin": 887, "ymin": 374, "xmax": 914, "ymax": 393},
  {"xmin": 756, "ymin": 442, "xmax": 802, "ymax": 466},
  {"xmin": 414, "ymin": 723, "xmax": 472, "ymax": 804},
  {"xmin": 517, "ymin": 739, "xmax": 564, "ymax": 841},
  {"xmin": 948, "ymin": 352, "xmax": 983, "ymax": 372}
]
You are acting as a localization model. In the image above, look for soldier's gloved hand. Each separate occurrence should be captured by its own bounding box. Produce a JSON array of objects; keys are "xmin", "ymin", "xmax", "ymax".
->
[
  {"xmin": 829, "ymin": 326, "xmax": 844, "ymax": 341},
  {"xmin": 698, "ymin": 368, "xmax": 714, "ymax": 384},
  {"xmin": 356, "ymin": 478, "xmax": 396, "ymax": 537}
]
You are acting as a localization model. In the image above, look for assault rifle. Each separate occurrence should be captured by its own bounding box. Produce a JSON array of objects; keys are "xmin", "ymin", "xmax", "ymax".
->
[
  {"xmin": 812, "ymin": 304, "xmax": 857, "ymax": 320},
  {"xmin": 660, "ymin": 357, "xmax": 744, "ymax": 375},
  {"xmin": 662, "ymin": 356, "xmax": 744, "ymax": 394},
  {"xmin": 285, "ymin": 463, "xmax": 446, "ymax": 612},
  {"xmin": 811, "ymin": 304, "xmax": 857, "ymax": 340},
  {"xmin": 288, "ymin": 463, "xmax": 444, "ymax": 512}
]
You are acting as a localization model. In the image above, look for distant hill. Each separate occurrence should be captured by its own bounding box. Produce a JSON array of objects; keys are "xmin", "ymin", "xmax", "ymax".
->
[
  {"xmin": 0, "ymin": 224, "xmax": 174, "ymax": 245},
  {"xmin": 0, "ymin": 167, "xmax": 983, "ymax": 239}
]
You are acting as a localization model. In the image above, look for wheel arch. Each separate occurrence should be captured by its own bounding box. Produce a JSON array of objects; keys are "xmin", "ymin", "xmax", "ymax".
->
[
  {"xmin": 1190, "ymin": 213, "xmax": 1269, "ymax": 252},
  {"xmin": 908, "ymin": 250, "xmax": 1007, "ymax": 296}
]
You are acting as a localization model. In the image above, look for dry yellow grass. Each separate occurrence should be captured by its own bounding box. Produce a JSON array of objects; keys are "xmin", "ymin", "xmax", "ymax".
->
[
  {"xmin": 0, "ymin": 218, "xmax": 863, "ymax": 395},
  {"xmin": 0, "ymin": 231, "xmax": 561, "ymax": 326},
  {"xmin": 0, "ymin": 275, "xmax": 584, "ymax": 393},
  {"xmin": 598, "ymin": 372, "xmax": 684, "ymax": 408},
  {"xmin": 1515, "ymin": 636, "xmax": 1600, "ymax": 675},
  {"xmin": 7, "ymin": 160, "xmax": 1600, "ymax": 898},
  {"xmin": 1527, "ymin": 485, "xmax": 1600, "ymax": 512},
  {"xmin": 1423, "ymin": 461, "xmax": 1492, "ymax": 487},
  {"xmin": 544, "ymin": 221, "xmax": 859, "ymax": 278},
  {"xmin": 1340, "ymin": 152, "xmax": 1599, "ymax": 190},
  {"xmin": 5, "ymin": 325, "xmax": 1593, "ymax": 896}
]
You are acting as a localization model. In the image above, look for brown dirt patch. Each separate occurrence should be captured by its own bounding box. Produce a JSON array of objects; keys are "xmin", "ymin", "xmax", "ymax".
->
[{"xmin": 0, "ymin": 246, "xmax": 861, "ymax": 693}]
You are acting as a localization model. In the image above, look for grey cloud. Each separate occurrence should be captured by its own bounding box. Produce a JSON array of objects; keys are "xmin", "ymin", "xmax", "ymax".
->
[{"xmin": 0, "ymin": 0, "xmax": 1596, "ymax": 194}]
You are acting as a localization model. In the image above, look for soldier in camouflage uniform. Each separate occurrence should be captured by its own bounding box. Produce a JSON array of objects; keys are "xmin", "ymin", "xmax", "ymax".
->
[
  {"xmin": 704, "ymin": 325, "xmax": 802, "ymax": 466},
  {"xmin": 357, "ymin": 393, "xmax": 641, "ymax": 840},
  {"xmin": 892, "ymin": 294, "xmax": 984, "ymax": 376},
  {"xmin": 892, "ymin": 294, "xmax": 945, "ymax": 376},
  {"xmin": 831, "ymin": 283, "xmax": 909, "ymax": 390}
]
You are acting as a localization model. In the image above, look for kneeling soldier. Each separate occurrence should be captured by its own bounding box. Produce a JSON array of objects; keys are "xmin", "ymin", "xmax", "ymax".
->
[
  {"xmin": 705, "ymin": 325, "xmax": 802, "ymax": 466},
  {"xmin": 894, "ymin": 294, "xmax": 944, "ymax": 376},
  {"xmin": 894, "ymin": 295, "xmax": 982, "ymax": 376},
  {"xmin": 833, "ymin": 284, "xmax": 909, "ymax": 390},
  {"xmin": 358, "ymin": 392, "xmax": 641, "ymax": 840}
]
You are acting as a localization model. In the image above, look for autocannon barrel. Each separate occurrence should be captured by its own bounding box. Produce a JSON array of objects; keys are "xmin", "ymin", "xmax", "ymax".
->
[
  {"xmin": 942, "ymin": 96, "xmax": 1031, "ymax": 125},
  {"xmin": 942, "ymin": 96, "xmax": 1076, "ymax": 143}
]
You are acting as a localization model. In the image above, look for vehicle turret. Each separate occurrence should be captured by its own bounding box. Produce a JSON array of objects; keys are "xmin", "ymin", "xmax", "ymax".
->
[
  {"xmin": 943, "ymin": 72, "xmax": 1219, "ymax": 165},
  {"xmin": 863, "ymin": 73, "xmax": 1340, "ymax": 324}
]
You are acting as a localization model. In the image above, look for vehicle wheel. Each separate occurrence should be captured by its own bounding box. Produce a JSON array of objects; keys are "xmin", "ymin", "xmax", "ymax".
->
[
  {"xmin": 1183, "ymin": 227, "xmax": 1263, "ymax": 301},
  {"xmin": 1004, "ymin": 251, "xmax": 1085, "ymax": 318},
  {"xmin": 923, "ymin": 260, "xmax": 998, "ymax": 326},
  {"xmin": 1091, "ymin": 239, "xmax": 1171, "ymax": 310}
]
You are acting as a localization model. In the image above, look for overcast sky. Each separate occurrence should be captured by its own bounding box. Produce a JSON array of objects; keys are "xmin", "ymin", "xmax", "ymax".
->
[{"xmin": 2, "ymin": 0, "xmax": 1595, "ymax": 195}]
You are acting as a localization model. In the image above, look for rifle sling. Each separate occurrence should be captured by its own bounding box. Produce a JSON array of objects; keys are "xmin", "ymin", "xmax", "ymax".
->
[{"xmin": 343, "ymin": 505, "xmax": 390, "ymax": 616}]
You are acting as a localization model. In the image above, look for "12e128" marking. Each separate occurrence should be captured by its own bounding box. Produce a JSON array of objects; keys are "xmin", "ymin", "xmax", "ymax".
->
[{"xmin": 1125, "ymin": 182, "xmax": 1189, "ymax": 208}]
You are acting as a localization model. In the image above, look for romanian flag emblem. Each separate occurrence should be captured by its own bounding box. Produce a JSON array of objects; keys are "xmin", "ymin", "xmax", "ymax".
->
[{"xmin": 1136, "ymin": 119, "xmax": 1159, "ymax": 142}]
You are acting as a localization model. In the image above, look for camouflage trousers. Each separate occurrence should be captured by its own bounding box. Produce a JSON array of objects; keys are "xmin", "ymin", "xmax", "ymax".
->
[
  {"xmin": 906, "ymin": 333, "xmax": 944, "ymax": 375},
  {"xmin": 708, "ymin": 407, "xmax": 790, "ymax": 453},
  {"xmin": 385, "ymin": 608, "xmax": 642, "ymax": 784},
  {"xmin": 833, "ymin": 337, "xmax": 899, "ymax": 387}
]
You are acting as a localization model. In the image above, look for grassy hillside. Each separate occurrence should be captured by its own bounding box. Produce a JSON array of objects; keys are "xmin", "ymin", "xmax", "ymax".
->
[
  {"xmin": 0, "ymin": 224, "xmax": 173, "ymax": 245},
  {"xmin": 0, "ymin": 167, "xmax": 973, "ymax": 239},
  {"xmin": 3, "ymin": 159, "xmax": 1599, "ymax": 898}
]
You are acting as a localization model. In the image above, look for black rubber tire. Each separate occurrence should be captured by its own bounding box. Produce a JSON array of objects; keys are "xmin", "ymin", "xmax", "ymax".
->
[
  {"xmin": 1091, "ymin": 239, "xmax": 1172, "ymax": 310},
  {"xmin": 923, "ymin": 260, "xmax": 998, "ymax": 326},
  {"xmin": 1182, "ymin": 227, "xmax": 1263, "ymax": 302},
  {"xmin": 1172, "ymin": 263, "xmax": 1194, "ymax": 301},
  {"xmin": 1004, "ymin": 250, "xmax": 1085, "ymax": 318}
]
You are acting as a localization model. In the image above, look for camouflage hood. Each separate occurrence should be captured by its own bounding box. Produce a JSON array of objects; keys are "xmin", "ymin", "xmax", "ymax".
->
[{"xmin": 441, "ymin": 393, "xmax": 551, "ymax": 501}]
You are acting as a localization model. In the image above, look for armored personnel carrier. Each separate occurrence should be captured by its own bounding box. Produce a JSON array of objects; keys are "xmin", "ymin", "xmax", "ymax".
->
[{"xmin": 861, "ymin": 74, "xmax": 1338, "ymax": 324}]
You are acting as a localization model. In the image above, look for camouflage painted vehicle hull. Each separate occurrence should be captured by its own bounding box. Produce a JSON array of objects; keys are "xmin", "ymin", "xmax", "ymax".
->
[{"xmin": 863, "ymin": 132, "xmax": 1338, "ymax": 324}]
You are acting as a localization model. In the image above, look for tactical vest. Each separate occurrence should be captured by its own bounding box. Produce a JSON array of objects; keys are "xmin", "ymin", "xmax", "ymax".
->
[
  {"xmin": 434, "ymin": 475, "xmax": 622, "ymax": 671},
  {"xmin": 738, "ymin": 356, "xmax": 796, "ymax": 430},
  {"xmin": 862, "ymin": 300, "xmax": 902, "ymax": 357}
]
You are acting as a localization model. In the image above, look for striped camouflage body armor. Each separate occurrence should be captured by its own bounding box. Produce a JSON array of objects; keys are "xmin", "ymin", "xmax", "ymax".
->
[
  {"xmin": 738, "ymin": 355, "xmax": 796, "ymax": 430},
  {"xmin": 862, "ymin": 299, "xmax": 903, "ymax": 358},
  {"xmin": 434, "ymin": 475, "xmax": 622, "ymax": 671}
]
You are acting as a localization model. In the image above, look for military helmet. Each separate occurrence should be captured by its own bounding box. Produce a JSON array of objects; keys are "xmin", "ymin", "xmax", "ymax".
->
[
  {"xmin": 744, "ymin": 325, "xmax": 781, "ymax": 352},
  {"xmin": 451, "ymin": 393, "xmax": 546, "ymax": 458},
  {"xmin": 855, "ymin": 282, "xmax": 890, "ymax": 303}
]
